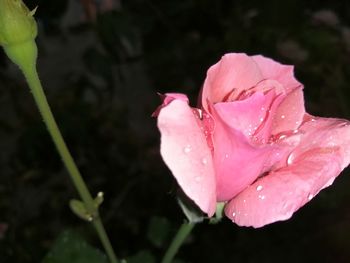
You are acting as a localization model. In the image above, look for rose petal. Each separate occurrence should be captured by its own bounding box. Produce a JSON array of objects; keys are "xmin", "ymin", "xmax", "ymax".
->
[
  {"xmin": 271, "ymin": 88, "xmax": 305, "ymax": 135},
  {"xmin": 210, "ymin": 104, "xmax": 278, "ymax": 201},
  {"xmin": 157, "ymin": 95, "xmax": 216, "ymax": 216},
  {"xmin": 152, "ymin": 93, "xmax": 189, "ymax": 117},
  {"xmin": 252, "ymin": 55, "xmax": 302, "ymax": 93},
  {"xmin": 201, "ymin": 53, "xmax": 263, "ymax": 109},
  {"xmin": 214, "ymin": 91, "xmax": 276, "ymax": 142},
  {"xmin": 291, "ymin": 115, "xmax": 350, "ymax": 169},
  {"xmin": 225, "ymin": 117, "xmax": 350, "ymax": 228}
]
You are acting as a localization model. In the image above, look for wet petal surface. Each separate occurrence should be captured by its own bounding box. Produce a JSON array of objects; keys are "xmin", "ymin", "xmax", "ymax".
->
[
  {"xmin": 201, "ymin": 53, "xmax": 263, "ymax": 109},
  {"xmin": 157, "ymin": 95, "xmax": 217, "ymax": 216},
  {"xmin": 211, "ymin": 104, "xmax": 278, "ymax": 201},
  {"xmin": 225, "ymin": 117, "xmax": 350, "ymax": 227}
]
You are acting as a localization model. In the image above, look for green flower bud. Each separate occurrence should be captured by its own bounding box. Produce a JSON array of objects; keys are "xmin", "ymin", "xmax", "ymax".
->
[
  {"xmin": 0, "ymin": 0, "xmax": 38, "ymax": 71},
  {"xmin": 0, "ymin": 0, "xmax": 37, "ymax": 46}
]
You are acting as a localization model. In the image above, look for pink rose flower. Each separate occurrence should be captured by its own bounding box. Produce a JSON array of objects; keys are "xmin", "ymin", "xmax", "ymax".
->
[{"xmin": 154, "ymin": 53, "xmax": 350, "ymax": 228}]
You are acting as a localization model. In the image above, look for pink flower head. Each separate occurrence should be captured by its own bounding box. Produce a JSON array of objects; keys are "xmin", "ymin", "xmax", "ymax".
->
[{"xmin": 154, "ymin": 53, "xmax": 350, "ymax": 228}]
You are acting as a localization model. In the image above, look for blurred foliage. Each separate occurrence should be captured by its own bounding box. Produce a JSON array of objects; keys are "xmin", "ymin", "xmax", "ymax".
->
[
  {"xmin": 42, "ymin": 230, "xmax": 108, "ymax": 263},
  {"xmin": 0, "ymin": 0, "xmax": 350, "ymax": 262},
  {"xmin": 146, "ymin": 216, "xmax": 172, "ymax": 248}
]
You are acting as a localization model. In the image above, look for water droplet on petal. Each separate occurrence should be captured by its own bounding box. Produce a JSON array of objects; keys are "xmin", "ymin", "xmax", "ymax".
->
[
  {"xmin": 287, "ymin": 152, "xmax": 295, "ymax": 165},
  {"xmin": 279, "ymin": 134, "xmax": 287, "ymax": 140},
  {"xmin": 281, "ymin": 115, "xmax": 285, "ymax": 119},
  {"xmin": 202, "ymin": 158, "xmax": 208, "ymax": 165},
  {"xmin": 308, "ymin": 193, "xmax": 313, "ymax": 200},
  {"xmin": 258, "ymin": 195, "xmax": 265, "ymax": 200},
  {"xmin": 256, "ymin": 185, "xmax": 263, "ymax": 191},
  {"xmin": 198, "ymin": 109, "xmax": 203, "ymax": 119},
  {"xmin": 183, "ymin": 145, "xmax": 191, "ymax": 153},
  {"xmin": 232, "ymin": 212, "xmax": 236, "ymax": 217},
  {"xmin": 225, "ymin": 154, "xmax": 229, "ymax": 158}
]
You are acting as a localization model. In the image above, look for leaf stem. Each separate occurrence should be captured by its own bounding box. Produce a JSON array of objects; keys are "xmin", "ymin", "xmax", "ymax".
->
[{"xmin": 161, "ymin": 222, "xmax": 195, "ymax": 263}]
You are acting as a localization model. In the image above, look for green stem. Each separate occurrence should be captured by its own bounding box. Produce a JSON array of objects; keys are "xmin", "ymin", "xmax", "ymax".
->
[
  {"xmin": 93, "ymin": 219, "xmax": 118, "ymax": 263},
  {"xmin": 21, "ymin": 63, "xmax": 118, "ymax": 263},
  {"xmin": 161, "ymin": 222, "xmax": 195, "ymax": 263}
]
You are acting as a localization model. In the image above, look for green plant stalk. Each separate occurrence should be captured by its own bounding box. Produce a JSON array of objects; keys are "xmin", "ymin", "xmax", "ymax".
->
[
  {"xmin": 18, "ymin": 47, "xmax": 118, "ymax": 263},
  {"xmin": 161, "ymin": 222, "xmax": 195, "ymax": 263}
]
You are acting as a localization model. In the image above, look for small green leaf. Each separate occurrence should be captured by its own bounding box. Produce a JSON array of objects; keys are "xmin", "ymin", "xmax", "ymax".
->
[
  {"xmin": 147, "ymin": 216, "xmax": 171, "ymax": 248},
  {"xmin": 69, "ymin": 199, "xmax": 93, "ymax": 222},
  {"xmin": 93, "ymin": 192, "xmax": 104, "ymax": 208},
  {"xmin": 42, "ymin": 230, "xmax": 108, "ymax": 263}
]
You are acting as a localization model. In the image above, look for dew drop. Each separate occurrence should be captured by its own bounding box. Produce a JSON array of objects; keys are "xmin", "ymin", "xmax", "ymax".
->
[
  {"xmin": 202, "ymin": 158, "xmax": 208, "ymax": 165},
  {"xmin": 258, "ymin": 195, "xmax": 265, "ymax": 200},
  {"xmin": 256, "ymin": 185, "xmax": 263, "ymax": 191},
  {"xmin": 198, "ymin": 109, "xmax": 203, "ymax": 119},
  {"xmin": 307, "ymin": 193, "xmax": 313, "ymax": 200},
  {"xmin": 183, "ymin": 145, "xmax": 191, "ymax": 153},
  {"xmin": 225, "ymin": 154, "xmax": 229, "ymax": 159},
  {"xmin": 287, "ymin": 153, "xmax": 294, "ymax": 165},
  {"xmin": 232, "ymin": 212, "xmax": 236, "ymax": 217},
  {"xmin": 279, "ymin": 134, "xmax": 287, "ymax": 140},
  {"xmin": 281, "ymin": 115, "xmax": 285, "ymax": 119}
]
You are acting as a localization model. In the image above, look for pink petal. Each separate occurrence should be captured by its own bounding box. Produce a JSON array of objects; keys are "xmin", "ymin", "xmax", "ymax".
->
[
  {"xmin": 291, "ymin": 115, "xmax": 350, "ymax": 169},
  {"xmin": 252, "ymin": 55, "xmax": 302, "ymax": 93},
  {"xmin": 225, "ymin": 117, "xmax": 350, "ymax": 228},
  {"xmin": 210, "ymin": 104, "xmax": 277, "ymax": 201},
  {"xmin": 201, "ymin": 53, "xmax": 263, "ymax": 109},
  {"xmin": 152, "ymin": 93, "xmax": 189, "ymax": 117},
  {"xmin": 157, "ymin": 96, "xmax": 216, "ymax": 216},
  {"xmin": 214, "ymin": 90, "xmax": 275, "ymax": 143},
  {"xmin": 271, "ymin": 88, "xmax": 305, "ymax": 135}
]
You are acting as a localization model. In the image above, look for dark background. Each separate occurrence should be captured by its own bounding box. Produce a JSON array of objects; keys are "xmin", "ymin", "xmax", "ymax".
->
[{"xmin": 1, "ymin": 0, "xmax": 350, "ymax": 262}]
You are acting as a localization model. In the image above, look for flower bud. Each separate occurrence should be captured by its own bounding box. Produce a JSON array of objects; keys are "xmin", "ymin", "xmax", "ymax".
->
[
  {"xmin": 0, "ymin": 0, "xmax": 37, "ymax": 46},
  {"xmin": 0, "ymin": 0, "xmax": 38, "ymax": 71}
]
